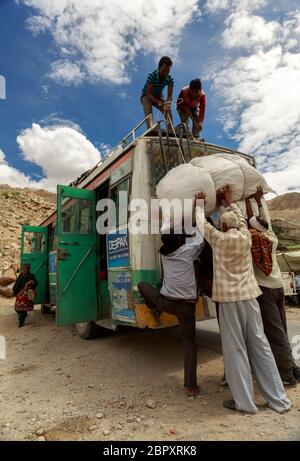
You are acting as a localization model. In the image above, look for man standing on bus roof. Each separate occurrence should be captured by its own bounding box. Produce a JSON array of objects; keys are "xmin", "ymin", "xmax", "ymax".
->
[
  {"xmin": 141, "ymin": 56, "xmax": 174, "ymax": 128},
  {"xmin": 177, "ymin": 79, "xmax": 206, "ymax": 139}
]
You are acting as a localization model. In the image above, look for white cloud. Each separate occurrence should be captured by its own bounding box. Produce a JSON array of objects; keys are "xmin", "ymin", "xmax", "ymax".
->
[
  {"xmin": 49, "ymin": 60, "xmax": 86, "ymax": 86},
  {"xmin": 263, "ymin": 135, "xmax": 300, "ymax": 194},
  {"xmin": 0, "ymin": 122, "xmax": 102, "ymax": 192},
  {"xmin": 20, "ymin": 0, "xmax": 200, "ymax": 85},
  {"xmin": 222, "ymin": 13, "xmax": 283, "ymax": 50},
  {"xmin": 16, "ymin": 123, "xmax": 101, "ymax": 191},
  {"xmin": 0, "ymin": 149, "xmax": 34, "ymax": 188},
  {"xmin": 39, "ymin": 113, "xmax": 83, "ymax": 132},
  {"xmin": 205, "ymin": 0, "xmax": 268, "ymax": 14},
  {"xmin": 209, "ymin": 8, "xmax": 300, "ymax": 195}
]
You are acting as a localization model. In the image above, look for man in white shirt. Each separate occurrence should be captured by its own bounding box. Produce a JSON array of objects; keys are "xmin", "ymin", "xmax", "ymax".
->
[
  {"xmin": 195, "ymin": 187, "xmax": 291, "ymax": 414},
  {"xmin": 246, "ymin": 187, "xmax": 300, "ymax": 385},
  {"xmin": 138, "ymin": 228, "xmax": 203, "ymax": 397}
]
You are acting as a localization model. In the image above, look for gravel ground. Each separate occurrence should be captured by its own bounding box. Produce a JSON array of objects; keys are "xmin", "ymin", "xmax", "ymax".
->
[{"xmin": 0, "ymin": 297, "xmax": 299, "ymax": 441}]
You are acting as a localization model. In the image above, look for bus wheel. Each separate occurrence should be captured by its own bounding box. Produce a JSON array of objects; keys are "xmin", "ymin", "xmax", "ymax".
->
[{"xmin": 76, "ymin": 321, "xmax": 103, "ymax": 340}]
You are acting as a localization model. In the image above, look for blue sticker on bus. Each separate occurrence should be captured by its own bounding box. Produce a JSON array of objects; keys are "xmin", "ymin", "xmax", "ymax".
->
[
  {"xmin": 110, "ymin": 271, "xmax": 135, "ymax": 322},
  {"xmin": 49, "ymin": 251, "xmax": 57, "ymax": 273},
  {"xmin": 107, "ymin": 231, "xmax": 130, "ymax": 268}
]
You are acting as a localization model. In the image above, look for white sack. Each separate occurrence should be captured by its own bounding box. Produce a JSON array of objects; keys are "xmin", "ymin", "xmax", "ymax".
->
[
  {"xmin": 156, "ymin": 163, "xmax": 216, "ymax": 232},
  {"xmin": 190, "ymin": 156, "xmax": 244, "ymax": 201},
  {"xmin": 212, "ymin": 153, "xmax": 274, "ymax": 196}
]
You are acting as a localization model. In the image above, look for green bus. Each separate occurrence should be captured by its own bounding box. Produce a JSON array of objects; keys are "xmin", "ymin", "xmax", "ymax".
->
[{"xmin": 20, "ymin": 117, "xmax": 260, "ymax": 339}]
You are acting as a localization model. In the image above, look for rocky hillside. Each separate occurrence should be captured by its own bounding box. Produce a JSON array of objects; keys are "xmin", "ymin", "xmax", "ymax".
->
[
  {"xmin": 267, "ymin": 192, "xmax": 300, "ymax": 225},
  {"xmin": 267, "ymin": 192, "xmax": 300, "ymax": 250},
  {"xmin": 0, "ymin": 185, "xmax": 56, "ymax": 297}
]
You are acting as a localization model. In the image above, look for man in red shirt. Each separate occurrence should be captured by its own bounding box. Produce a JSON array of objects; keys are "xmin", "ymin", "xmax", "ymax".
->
[{"xmin": 177, "ymin": 79, "xmax": 206, "ymax": 139}]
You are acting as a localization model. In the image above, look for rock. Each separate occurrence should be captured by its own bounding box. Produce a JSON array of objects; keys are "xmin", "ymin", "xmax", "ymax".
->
[
  {"xmin": 2, "ymin": 267, "xmax": 16, "ymax": 280},
  {"xmin": 127, "ymin": 416, "xmax": 135, "ymax": 423},
  {"xmin": 35, "ymin": 436, "xmax": 46, "ymax": 442},
  {"xmin": 146, "ymin": 399, "xmax": 156, "ymax": 409},
  {"xmin": 144, "ymin": 419, "xmax": 154, "ymax": 428},
  {"xmin": 0, "ymin": 286, "xmax": 13, "ymax": 298},
  {"xmin": 0, "ymin": 276, "xmax": 15, "ymax": 287},
  {"xmin": 88, "ymin": 425, "xmax": 97, "ymax": 432},
  {"xmin": 168, "ymin": 427, "xmax": 178, "ymax": 435},
  {"xmin": 35, "ymin": 428, "xmax": 44, "ymax": 436},
  {"xmin": 96, "ymin": 413, "xmax": 104, "ymax": 419},
  {"xmin": 103, "ymin": 429, "xmax": 110, "ymax": 436}
]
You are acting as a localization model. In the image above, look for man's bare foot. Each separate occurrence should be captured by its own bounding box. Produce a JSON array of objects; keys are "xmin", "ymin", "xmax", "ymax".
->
[{"xmin": 185, "ymin": 386, "xmax": 201, "ymax": 397}]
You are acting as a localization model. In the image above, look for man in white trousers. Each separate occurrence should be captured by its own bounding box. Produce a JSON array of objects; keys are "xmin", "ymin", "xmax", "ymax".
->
[{"xmin": 195, "ymin": 187, "xmax": 291, "ymax": 414}]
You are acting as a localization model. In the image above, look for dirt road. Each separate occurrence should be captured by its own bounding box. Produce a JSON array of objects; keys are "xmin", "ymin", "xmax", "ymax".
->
[{"xmin": 0, "ymin": 297, "xmax": 299, "ymax": 441}]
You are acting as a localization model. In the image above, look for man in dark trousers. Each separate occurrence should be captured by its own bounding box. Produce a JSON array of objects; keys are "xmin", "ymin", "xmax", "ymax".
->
[
  {"xmin": 246, "ymin": 187, "xmax": 300, "ymax": 385},
  {"xmin": 138, "ymin": 228, "xmax": 203, "ymax": 397}
]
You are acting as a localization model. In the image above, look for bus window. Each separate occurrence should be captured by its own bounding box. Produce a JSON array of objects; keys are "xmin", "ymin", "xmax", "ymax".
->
[
  {"xmin": 78, "ymin": 200, "xmax": 93, "ymax": 234},
  {"xmin": 23, "ymin": 231, "xmax": 46, "ymax": 254},
  {"xmin": 49, "ymin": 224, "xmax": 57, "ymax": 251},
  {"xmin": 62, "ymin": 201, "xmax": 76, "ymax": 233},
  {"xmin": 61, "ymin": 199, "xmax": 93, "ymax": 234},
  {"xmin": 110, "ymin": 177, "xmax": 130, "ymax": 228}
]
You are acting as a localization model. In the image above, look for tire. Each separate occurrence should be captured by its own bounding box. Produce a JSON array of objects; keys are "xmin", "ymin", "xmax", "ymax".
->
[{"xmin": 76, "ymin": 321, "xmax": 103, "ymax": 340}]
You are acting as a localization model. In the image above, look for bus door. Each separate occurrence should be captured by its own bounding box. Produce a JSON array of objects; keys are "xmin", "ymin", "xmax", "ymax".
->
[
  {"xmin": 21, "ymin": 225, "xmax": 48, "ymax": 304},
  {"xmin": 56, "ymin": 185, "xmax": 98, "ymax": 326}
]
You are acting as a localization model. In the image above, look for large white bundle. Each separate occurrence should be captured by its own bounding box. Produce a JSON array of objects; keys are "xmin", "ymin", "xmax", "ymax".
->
[
  {"xmin": 156, "ymin": 153, "xmax": 273, "ymax": 233},
  {"xmin": 156, "ymin": 163, "xmax": 216, "ymax": 231},
  {"xmin": 190, "ymin": 153, "xmax": 273, "ymax": 199},
  {"xmin": 190, "ymin": 156, "xmax": 244, "ymax": 201},
  {"xmin": 213, "ymin": 153, "xmax": 274, "ymax": 196}
]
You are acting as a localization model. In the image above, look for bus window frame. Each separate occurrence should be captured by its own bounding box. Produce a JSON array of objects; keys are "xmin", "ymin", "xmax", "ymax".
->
[
  {"xmin": 61, "ymin": 197, "xmax": 94, "ymax": 235},
  {"xmin": 109, "ymin": 174, "xmax": 131, "ymax": 230}
]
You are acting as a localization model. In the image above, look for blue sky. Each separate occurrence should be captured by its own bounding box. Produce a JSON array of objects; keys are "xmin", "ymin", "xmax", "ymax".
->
[{"xmin": 0, "ymin": 0, "xmax": 300, "ymax": 193}]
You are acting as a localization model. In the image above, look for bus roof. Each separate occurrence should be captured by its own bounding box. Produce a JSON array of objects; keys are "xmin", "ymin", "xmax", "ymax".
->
[{"xmin": 39, "ymin": 117, "xmax": 255, "ymax": 227}]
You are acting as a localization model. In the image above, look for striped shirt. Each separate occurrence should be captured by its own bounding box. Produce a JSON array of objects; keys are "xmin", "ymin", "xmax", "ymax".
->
[
  {"xmin": 142, "ymin": 69, "xmax": 174, "ymax": 99},
  {"xmin": 196, "ymin": 203, "xmax": 262, "ymax": 303}
]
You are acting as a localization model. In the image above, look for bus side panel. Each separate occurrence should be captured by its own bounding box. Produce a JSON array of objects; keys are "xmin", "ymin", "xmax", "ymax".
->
[{"xmin": 131, "ymin": 138, "xmax": 215, "ymax": 327}]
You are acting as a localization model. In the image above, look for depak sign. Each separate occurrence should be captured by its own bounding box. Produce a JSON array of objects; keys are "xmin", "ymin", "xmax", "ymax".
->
[{"xmin": 107, "ymin": 230, "xmax": 130, "ymax": 269}]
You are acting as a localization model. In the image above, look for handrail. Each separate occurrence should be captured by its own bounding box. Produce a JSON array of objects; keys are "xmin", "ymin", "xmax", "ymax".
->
[
  {"xmin": 102, "ymin": 115, "xmax": 154, "ymax": 161},
  {"xmin": 72, "ymin": 115, "xmax": 155, "ymax": 188},
  {"xmin": 157, "ymin": 122, "xmax": 168, "ymax": 175}
]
